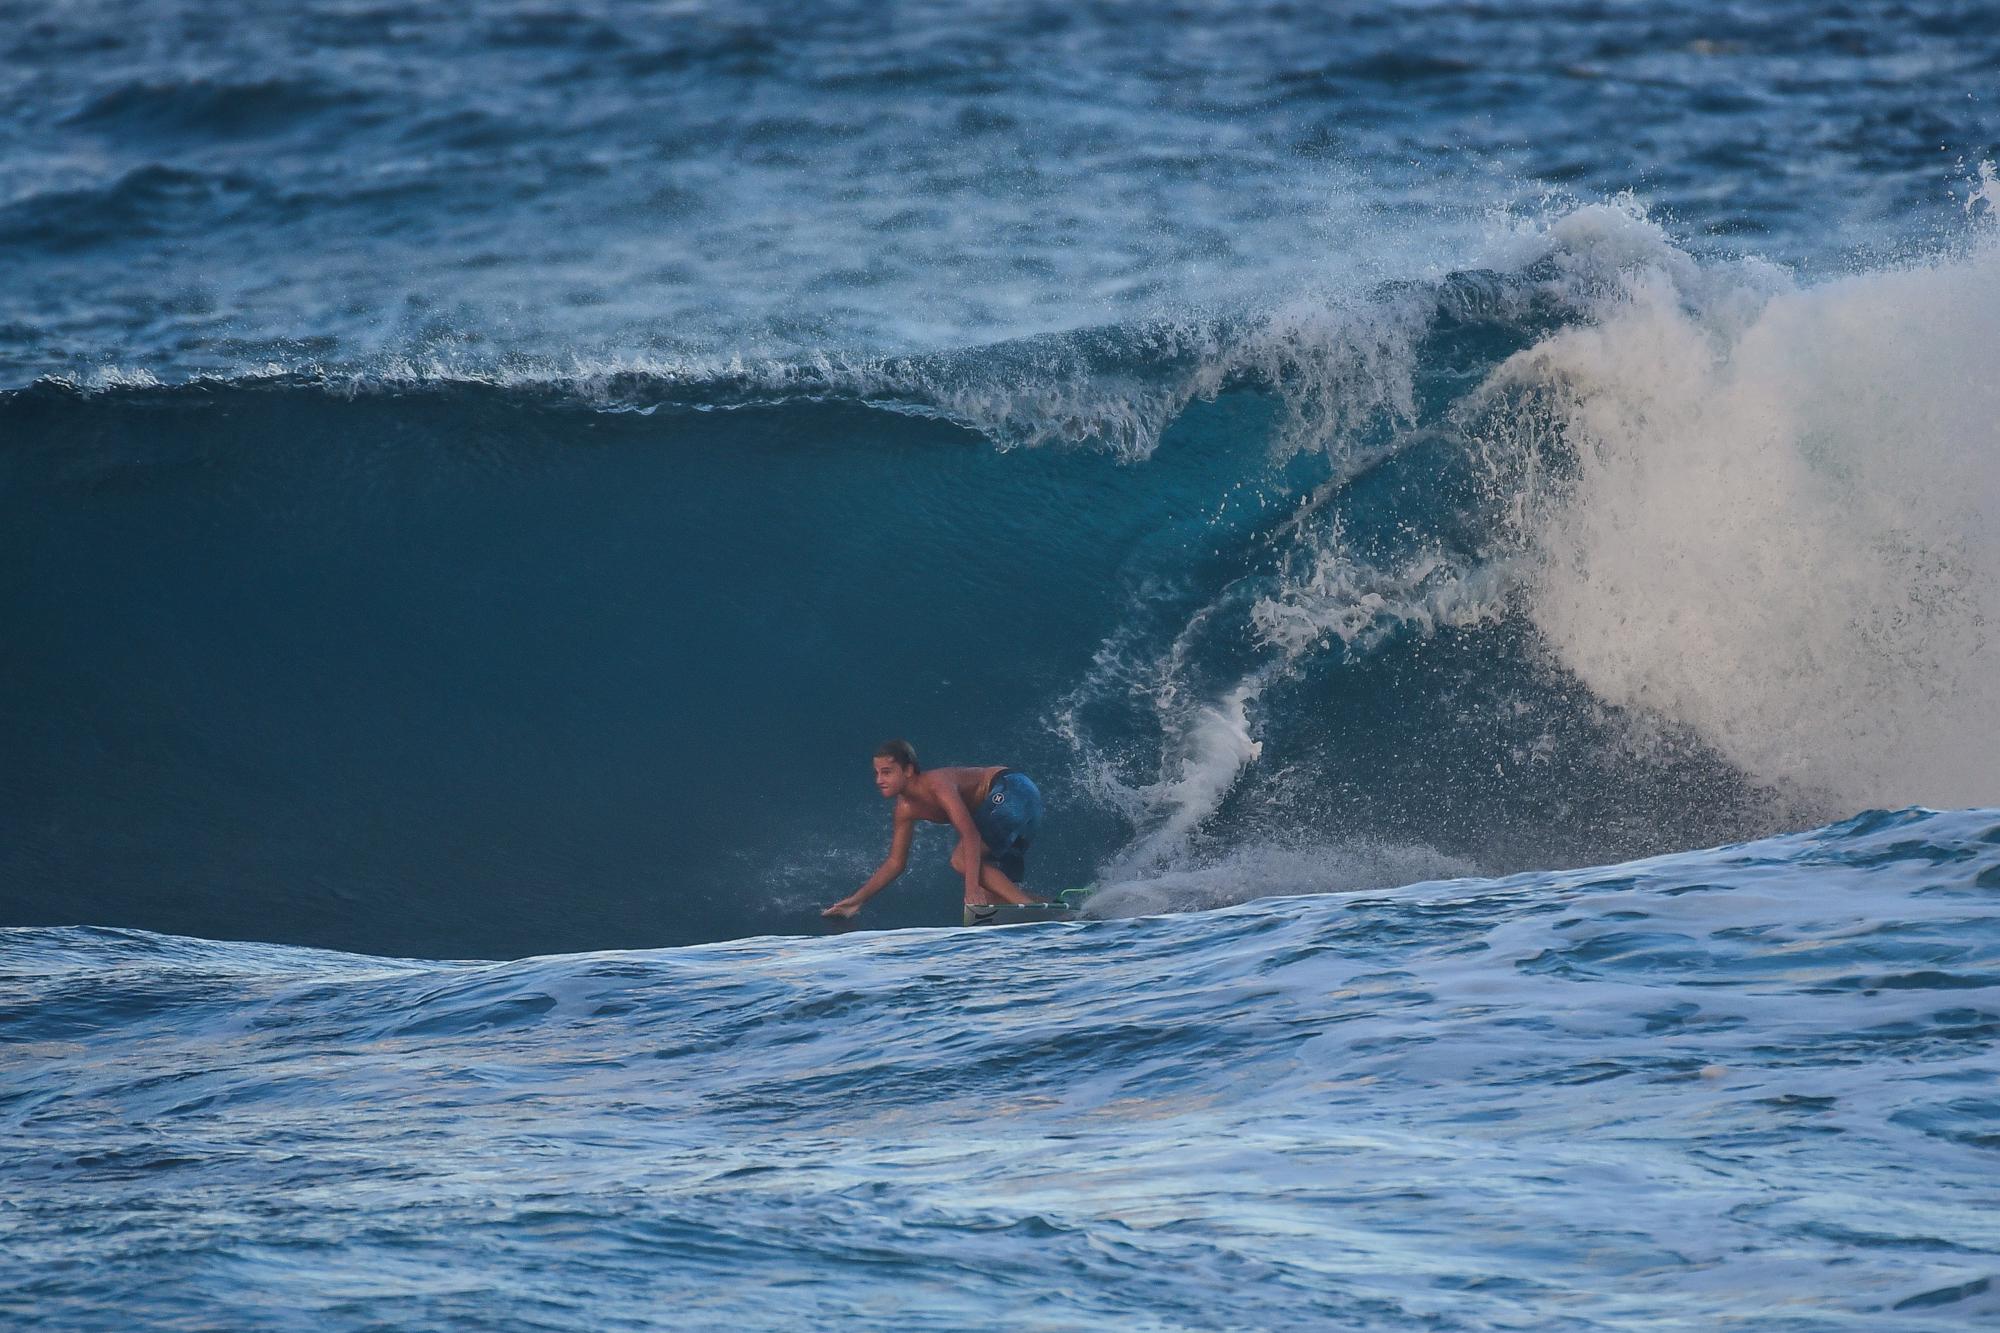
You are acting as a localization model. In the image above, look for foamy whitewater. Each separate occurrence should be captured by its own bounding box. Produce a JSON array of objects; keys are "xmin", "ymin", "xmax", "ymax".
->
[{"xmin": 3, "ymin": 1, "xmax": 1998, "ymax": 1328}]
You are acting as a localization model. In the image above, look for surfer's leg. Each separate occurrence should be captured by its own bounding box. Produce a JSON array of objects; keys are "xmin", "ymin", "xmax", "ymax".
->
[
  {"xmin": 951, "ymin": 843, "xmax": 1039, "ymax": 905},
  {"xmin": 952, "ymin": 843, "xmax": 1011, "ymax": 905},
  {"xmin": 977, "ymin": 859, "xmax": 1043, "ymax": 906}
]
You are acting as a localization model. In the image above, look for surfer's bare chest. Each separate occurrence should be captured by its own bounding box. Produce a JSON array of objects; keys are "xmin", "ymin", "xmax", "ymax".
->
[{"xmin": 899, "ymin": 767, "xmax": 1004, "ymax": 824}]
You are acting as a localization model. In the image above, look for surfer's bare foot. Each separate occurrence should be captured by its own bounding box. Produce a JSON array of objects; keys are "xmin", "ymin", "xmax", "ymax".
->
[{"xmin": 821, "ymin": 898, "xmax": 862, "ymax": 919}]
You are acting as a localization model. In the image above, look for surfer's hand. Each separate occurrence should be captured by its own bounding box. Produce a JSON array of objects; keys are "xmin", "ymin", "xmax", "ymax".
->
[{"xmin": 822, "ymin": 897, "xmax": 862, "ymax": 919}]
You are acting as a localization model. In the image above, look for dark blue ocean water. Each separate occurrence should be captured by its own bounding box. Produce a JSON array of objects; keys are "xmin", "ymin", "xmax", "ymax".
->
[{"xmin": 4, "ymin": 0, "xmax": 2000, "ymax": 1326}]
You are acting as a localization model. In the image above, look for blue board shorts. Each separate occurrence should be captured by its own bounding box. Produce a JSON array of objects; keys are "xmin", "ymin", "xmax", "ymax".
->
[{"xmin": 972, "ymin": 770, "xmax": 1043, "ymax": 883}]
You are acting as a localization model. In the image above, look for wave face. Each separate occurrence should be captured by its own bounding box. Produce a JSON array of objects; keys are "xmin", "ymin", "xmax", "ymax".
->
[
  {"xmin": 6, "ymin": 809, "xmax": 1998, "ymax": 1328},
  {"xmin": 7, "ymin": 206, "xmax": 2000, "ymax": 956}
]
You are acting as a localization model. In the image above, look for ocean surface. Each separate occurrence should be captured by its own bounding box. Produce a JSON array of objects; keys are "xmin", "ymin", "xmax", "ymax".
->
[{"xmin": 4, "ymin": 0, "xmax": 1999, "ymax": 1327}]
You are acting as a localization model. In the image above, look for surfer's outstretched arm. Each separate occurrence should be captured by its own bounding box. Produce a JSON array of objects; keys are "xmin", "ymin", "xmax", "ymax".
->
[{"xmin": 823, "ymin": 811, "xmax": 914, "ymax": 918}]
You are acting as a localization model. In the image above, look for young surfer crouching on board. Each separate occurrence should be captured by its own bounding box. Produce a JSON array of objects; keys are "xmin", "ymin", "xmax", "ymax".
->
[{"xmin": 821, "ymin": 740, "xmax": 1047, "ymax": 919}]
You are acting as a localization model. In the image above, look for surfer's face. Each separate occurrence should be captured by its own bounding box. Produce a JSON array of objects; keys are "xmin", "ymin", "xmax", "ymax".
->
[{"xmin": 873, "ymin": 757, "xmax": 912, "ymax": 798}]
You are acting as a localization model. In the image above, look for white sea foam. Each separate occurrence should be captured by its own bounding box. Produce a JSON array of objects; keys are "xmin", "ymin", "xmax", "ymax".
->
[
  {"xmin": 1965, "ymin": 158, "xmax": 1999, "ymax": 221},
  {"xmin": 1084, "ymin": 836, "xmax": 1478, "ymax": 918},
  {"xmin": 1074, "ymin": 196, "xmax": 2000, "ymax": 873},
  {"xmin": 1486, "ymin": 203, "xmax": 2000, "ymax": 809},
  {"xmin": 1098, "ymin": 674, "xmax": 1269, "ymax": 876},
  {"xmin": 1249, "ymin": 537, "xmax": 1512, "ymax": 658}
]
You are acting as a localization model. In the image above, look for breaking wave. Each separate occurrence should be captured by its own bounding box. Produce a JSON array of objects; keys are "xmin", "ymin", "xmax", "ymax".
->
[{"xmin": 5, "ymin": 199, "xmax": 1997, "ymax": 955}]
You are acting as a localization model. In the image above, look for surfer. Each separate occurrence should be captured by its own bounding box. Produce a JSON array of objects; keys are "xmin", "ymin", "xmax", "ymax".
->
[{"xmin": 821, "ymin": 740, "xmax": 1046, "ymax": 919}]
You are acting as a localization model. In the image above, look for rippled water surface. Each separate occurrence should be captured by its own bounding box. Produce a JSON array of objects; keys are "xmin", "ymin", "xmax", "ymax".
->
[
  {"xmin": 3, "ymin": 0, "xmax": 1996, "ymax": 378},
  {"xmin": 6, "ymin": 811, "xmax": 2000, "ymax": 1328}
]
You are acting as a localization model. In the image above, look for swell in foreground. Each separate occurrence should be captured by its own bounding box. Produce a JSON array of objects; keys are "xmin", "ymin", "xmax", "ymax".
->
[{"xmin": 4, "ymin": 808, "xmax": 1998, "ymax": 1328}]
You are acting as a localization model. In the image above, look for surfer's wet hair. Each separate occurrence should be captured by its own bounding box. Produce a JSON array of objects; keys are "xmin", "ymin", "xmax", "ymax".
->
[{"xmin": 875, "ymin": 739, "xmax": 919, "ymax": 772}]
